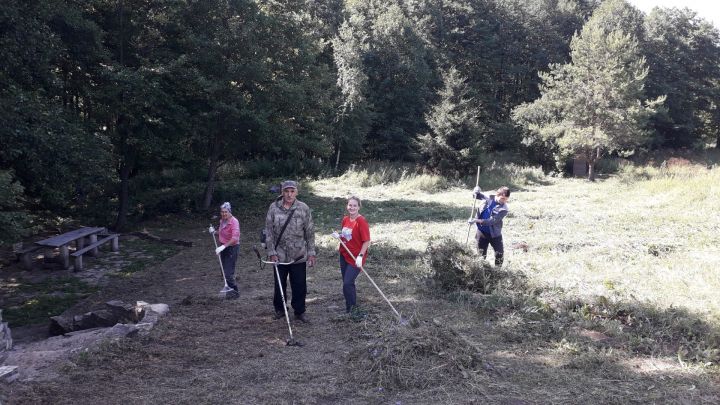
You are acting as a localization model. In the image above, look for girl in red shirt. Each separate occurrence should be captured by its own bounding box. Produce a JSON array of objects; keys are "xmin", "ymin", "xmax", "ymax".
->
[{"xmin": 337, "ymin": 196, "xmax": 371, "ymax": 313}]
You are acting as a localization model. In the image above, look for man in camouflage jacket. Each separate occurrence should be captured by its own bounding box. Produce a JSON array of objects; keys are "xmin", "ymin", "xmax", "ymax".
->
[{"xmin": 265, "ymin": 180, "xmax": 316, "ymax": 323}]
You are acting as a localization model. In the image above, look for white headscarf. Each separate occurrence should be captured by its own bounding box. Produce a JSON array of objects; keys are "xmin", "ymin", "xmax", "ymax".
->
[{"xmin": 220, "ymin": 202, "xmax": 231, "ymax": 213}]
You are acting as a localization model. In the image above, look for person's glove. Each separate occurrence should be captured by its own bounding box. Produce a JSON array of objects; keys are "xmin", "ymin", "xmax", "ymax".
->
[
  {"xmin": 331, "ymin": 231, "xmax": 340, "ymax": 239},
  {"xmin": 208, "ymin": 225, "xmax": 215, "ymax": 234},
  {"xmin": 355, "ymin": 255, "xmax": 363, "ymax": 268},
  {"xmin": 473, "ymin": 186, "xmax": 481, "ymax": 194},
  {"xmin": 215, "ymin": 245, "xmax": 226, "ymax": 254},
  {"xmin": 467, "ymin": 217, "xmax": 476, "ymax": 224}
]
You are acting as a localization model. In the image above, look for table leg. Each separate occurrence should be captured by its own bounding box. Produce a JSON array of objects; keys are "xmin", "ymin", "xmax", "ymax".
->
[
  {"xmin": 21, "ymin": 253, "xmax": 33, "ymax": 270},
  {"xmin": 76, "ymin": 237, "xmax": 85, "ymax": 250},
  {"xmin": 89, "ymin": 234, "xmax": 98, "ymax": 257},
  {"xmin": 59, "ymin": 245, "xmax": 70, "ymax": 269}
]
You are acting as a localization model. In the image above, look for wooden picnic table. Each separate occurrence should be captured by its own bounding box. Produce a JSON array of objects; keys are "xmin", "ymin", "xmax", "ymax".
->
[{"xmin": 35, "ymin": 227, "xmax": 106, "ymax": 269}]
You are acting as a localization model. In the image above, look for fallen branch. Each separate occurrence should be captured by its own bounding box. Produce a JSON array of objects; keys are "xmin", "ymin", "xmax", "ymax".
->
[{"xmin": 129, "ymin": 231, "xmax": 193, "ymax": 247}]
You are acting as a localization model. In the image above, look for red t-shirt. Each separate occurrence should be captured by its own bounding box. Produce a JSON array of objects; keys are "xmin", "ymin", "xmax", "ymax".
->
[{"xmin": 339, "ymin": 215, "xmax": 370, "ymax": 267}]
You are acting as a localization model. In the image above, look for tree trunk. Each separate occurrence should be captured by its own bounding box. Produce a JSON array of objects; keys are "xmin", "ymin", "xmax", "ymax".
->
[
  {"xmin": 334, "ymin": 146, "xmax": 341, "ymax": 172},
  {"xmin": 587, "ymin": 160, "xmax": 596, "ymax": 182},
  {"xmin": 202, "ymin": 133, "xmax": 222, "ymax": 211},
  {"xmin": 587, "ymin": 147, "xmax": 601, "ymax": 182},
  {"xmin": 115, "ymin": 161, "xmax": 131, "ymax": 231},
  {"xmin": 114, "ymin": 117, "xmax": 132, "ymax": 231},
  {"xmin": 586, "ymin": 150, "xmax": 597, "ymax": 181}
]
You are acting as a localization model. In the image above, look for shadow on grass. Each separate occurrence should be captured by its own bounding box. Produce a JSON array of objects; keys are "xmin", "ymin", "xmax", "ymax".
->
[
  {"xmin": 409, "ymin": 236, "xmax": 720, "ymax": 401},
  {"xmin": 302, "ymin": 193, "xmax": 469, "ymax": 226},
  {"xmin": 441, "ymin": 272, "xmax": 720, "ymax": 371}
]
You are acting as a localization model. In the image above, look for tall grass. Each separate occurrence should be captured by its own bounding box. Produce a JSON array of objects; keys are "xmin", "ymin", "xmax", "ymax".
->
[{"xmin": 337, "ymin": 161, "xmax": 454, "ymax": 192}]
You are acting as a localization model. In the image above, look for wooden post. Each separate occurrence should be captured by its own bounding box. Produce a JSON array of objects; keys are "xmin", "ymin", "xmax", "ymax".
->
[
  {"xmin": 89, "ymin": 234, "xmax": 98, "ymax": 257},
  {"xmin": 76, "ymin": 237, "xmax": 85, "ymax": 250},
  {"xmin": 21, "ymin": 253, "xmax": 33, "ymax": 270},
  {"xmin": 74, "ymin": 255, "xmax": 83, "ymax": 272},
  {"xmin": 111, "ymin": 236, "xmax": 119, "ymax": 252},
  {"xmin": 59, "ymin": 245, "xmax": 70, "ymax": 269},
  {"xmin": 465, "ymin": 166, "xmax": 481, "ymax": 245}
]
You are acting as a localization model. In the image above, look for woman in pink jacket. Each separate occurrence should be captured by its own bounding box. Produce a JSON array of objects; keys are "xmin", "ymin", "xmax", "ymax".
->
[{"xmin": 215, "ymin": 202, "xmax": 240, "ymax": 297}]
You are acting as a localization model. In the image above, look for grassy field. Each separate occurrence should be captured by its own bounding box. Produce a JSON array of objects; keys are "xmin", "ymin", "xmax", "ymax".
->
[
  {"xmin": 311, "ymin": 159, "xmax": 720, "ymax": 319},
  {"xmin": 2, "ymin": 155, "xmax": 720, "ymax": 404},
  {"xmin": 306, "ymin": 157, "xmax": 720, "ymax": 400}
]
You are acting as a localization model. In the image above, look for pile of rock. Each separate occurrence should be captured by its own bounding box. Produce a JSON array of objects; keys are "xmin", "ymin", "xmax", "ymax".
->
[
  {"xmin": 49, "ymin": 300, "xmax": 146, "ymax": 336},
  {"xmin": 1, "ymin": 310, "xmax": 18, "ymax": 382},
  {"xmin": 2, "ymin": 300, "xmax": 169, "ymax": 383},
  {"xmin": 1, "ymin": 310, "xmax": 12, "ymax": 357}
]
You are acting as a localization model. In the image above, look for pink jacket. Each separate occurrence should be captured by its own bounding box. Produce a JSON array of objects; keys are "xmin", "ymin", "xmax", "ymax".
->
[{"xmin": 219, "ymin": 216, "xmax": 240, "ymax": 246}]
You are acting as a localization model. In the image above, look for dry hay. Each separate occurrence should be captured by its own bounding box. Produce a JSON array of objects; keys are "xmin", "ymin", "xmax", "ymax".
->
[
  {"xmin": 424, "ymin": 237, "xmax": 525, "ymax": 294},
  {"xmin": 348, "ymin": 317, "xmax": 482, "ymax": 391}
]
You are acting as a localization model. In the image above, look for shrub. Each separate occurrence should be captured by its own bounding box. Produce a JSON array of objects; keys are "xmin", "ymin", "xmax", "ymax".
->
[{"xmin": 0, "ymin": 170, "xmax": 33, "ymax": 246}]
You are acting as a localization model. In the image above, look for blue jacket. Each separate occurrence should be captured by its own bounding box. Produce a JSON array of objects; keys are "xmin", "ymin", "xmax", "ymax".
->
[{"xmin": 475, "ymin": 192, "xmax": 508, "ymax": 238}]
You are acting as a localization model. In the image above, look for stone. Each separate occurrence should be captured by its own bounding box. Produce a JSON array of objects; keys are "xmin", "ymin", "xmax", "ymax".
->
[
  {"xmin": 73, "ymin": 312, "xmax": 97, "ymax": 331},
  {"xmin": 92, "ymin": 310, "xmax": 119, "ymax": 327},
  {"xmin": 1, "ymin": 322, "xmax": 11, "ymax": 351},
  {"xmin": 49, "ymin": 315, "xmax": 74, "ymax": 336},
  {"xmin": 0, "ymin": 365, "xmax": 19, "ymax": 383},
  {"xmin": 147, "ymin": 303, "xmax": 170, "ymax": 316},
  {"xmin": 105, "ymin": 300, "xmax": 136, "ymax": 322},
  {"xmin": 106, "ymin": 324, "xmax": 139, "ymax": 338}
]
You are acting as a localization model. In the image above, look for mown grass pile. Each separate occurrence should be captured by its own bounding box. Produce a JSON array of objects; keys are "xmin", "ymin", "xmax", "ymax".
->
[
  {"xmin": 348, "ymin": 316, "xmax": 483, "ymax": 390},
  {"xmin": 423, "ymin": 237, "xmax": 526, "ymax": 294}
]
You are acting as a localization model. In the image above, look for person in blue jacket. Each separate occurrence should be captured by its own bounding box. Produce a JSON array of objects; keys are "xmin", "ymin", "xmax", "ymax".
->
[{"xmin": 468, "ymin": 186, "xmax": 510, "ymax": 267}]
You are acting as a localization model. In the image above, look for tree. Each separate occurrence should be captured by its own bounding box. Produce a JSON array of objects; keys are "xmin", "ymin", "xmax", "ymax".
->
[
  {"xmin": 644, "ymin": 7, "xmax": 720, "ymax": 148},
  {"xmin": 512, "ymin": 0, "xmax": 663, "ymax": 181},
  {"xmin": 333, "ymin": 0, "xmax": 435, "ymax": 160},
  {"xmin": 417, "ymin": 67, "xmax": 484, "ymax": 174},
  {"xmin": 0, "ymin": 0, "xmax": 113, "ymax": 216},
  {"xmin": 0, "ymin": 171, "xmax": 32, "ymax": 246}
]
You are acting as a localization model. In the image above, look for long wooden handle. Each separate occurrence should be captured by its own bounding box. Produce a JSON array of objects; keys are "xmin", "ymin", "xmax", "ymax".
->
[{"xmin": 475, "ymin": 165, "xmax": 480, "ymax": 187}]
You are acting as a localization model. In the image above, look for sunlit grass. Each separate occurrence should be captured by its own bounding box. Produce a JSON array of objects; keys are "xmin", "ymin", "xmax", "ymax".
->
[{"xmin": 311, "ymin": 160, "xmax": 720, "ymax": 323}]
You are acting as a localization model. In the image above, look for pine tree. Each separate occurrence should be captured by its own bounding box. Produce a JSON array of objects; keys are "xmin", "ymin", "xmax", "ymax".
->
[
  {"xmin": 512, "ymin": 0, "xmax": 663, "ymax": 180},
  {"xmin": 417, "ymin": 67, "xmax": 483, "ymax": 175}
]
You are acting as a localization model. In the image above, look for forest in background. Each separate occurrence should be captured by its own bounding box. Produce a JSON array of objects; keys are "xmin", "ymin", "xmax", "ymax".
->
[{"xmin": 2, "ymin": 0, "xmax": 720, "ymax": 242}]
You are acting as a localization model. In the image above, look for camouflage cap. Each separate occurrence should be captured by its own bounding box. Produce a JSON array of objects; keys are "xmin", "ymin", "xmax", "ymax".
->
[{"xmin": 281, "ymin": 180, "xmax": 298, "ymax": 190}]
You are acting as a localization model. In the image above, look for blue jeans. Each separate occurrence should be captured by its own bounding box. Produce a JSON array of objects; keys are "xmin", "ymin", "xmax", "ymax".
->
[
  {"xmin": 339, "ymin": 255, "xmax": 361, "ymax": 312},
  {"xmin": 219, "ymin": 245, "xmax": 239, "ymax": 291}
]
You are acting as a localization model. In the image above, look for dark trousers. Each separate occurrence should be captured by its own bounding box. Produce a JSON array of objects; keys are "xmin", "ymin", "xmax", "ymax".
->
[
  {"xmin": 339, "ymin": 255, "xmax": 361, "ymax": 312},
  {"xmin": 219, "ymin": 245, "xmax": 239, "ymax": 291},
  {"xmin": 273, "ymin": 262, "xmax": 307, "ymax": 315},
  {"xmin": 478, "ymin": 233, "xmax": 504, "ymax": 267}
]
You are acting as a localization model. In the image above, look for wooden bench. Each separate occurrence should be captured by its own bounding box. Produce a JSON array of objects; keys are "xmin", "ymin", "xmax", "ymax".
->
[
  {"xmin": 70, "ymin": 234, "xmax": 120, "ymax": 272},
  {"xmin": 35, "ymin": 227, "xmax": 106, "ymax": 269},
  {"xmin": 14, "ymin": 244, "xmax": 44, "ymax": 270}
]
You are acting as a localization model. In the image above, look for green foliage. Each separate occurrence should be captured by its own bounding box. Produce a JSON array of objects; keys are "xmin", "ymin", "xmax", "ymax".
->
[
  {"xmin": 417, "ymin": 67, "xmax": 484, "ymax": 175},
  {"xmin": 0, "ymin": 171, "xmax": 33, "ymax": 245},
  {"xmin": 336, "ymin": 0, "xmax": 435, "ymax": 160},
  {"xmin": 335, "ymin": 161, "xmax": 454, "ymax": 192},
  {"xmin": 3, "ymin": 277, "xmax": 98, "ymax": 327},
  {"xmin": 644, "ymin": 7, "xmax": 720, "ymax": 148},
  {"xmin": 512, "ymin": 0, "xmax": 663, "ymax": 180},
  {"xmin": 1, "ymin": 0, "xmax": 717, "ymax": 230}
]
